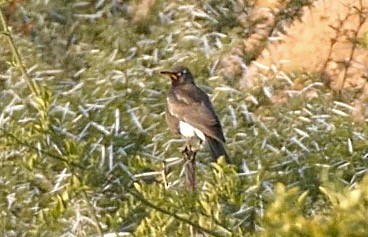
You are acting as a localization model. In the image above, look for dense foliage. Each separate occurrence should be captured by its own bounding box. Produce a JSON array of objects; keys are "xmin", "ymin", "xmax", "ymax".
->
[{"xmin": 0, "ymin": 0, "xmax": 367, "ymax": 236}]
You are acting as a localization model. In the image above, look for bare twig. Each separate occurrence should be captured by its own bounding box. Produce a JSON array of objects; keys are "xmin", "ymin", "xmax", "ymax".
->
[
  {"xmin": 321, "ymin": 8, "xmax": 352, "ymax": 74},
  {"xmin": 340, "ymin": 1, "xmax": 367, "ymax": 91},
  {"xmin": 182, "ymin": 143, "xmax": 199, "ymax": 236}
]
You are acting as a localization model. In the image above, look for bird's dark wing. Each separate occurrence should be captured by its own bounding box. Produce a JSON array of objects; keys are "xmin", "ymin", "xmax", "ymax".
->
[
  {"xmin": 166, "ymin": 84, "xmax": 226, "ymax": 142},
  {"xmin": 206, "ymin": 135, "xmax": 230, "ymax": 162}
]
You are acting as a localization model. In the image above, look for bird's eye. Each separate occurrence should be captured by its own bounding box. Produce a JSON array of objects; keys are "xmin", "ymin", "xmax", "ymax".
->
[{"xmin": 177, "ymin": 70, "xmax": 186, "ymax": 77}]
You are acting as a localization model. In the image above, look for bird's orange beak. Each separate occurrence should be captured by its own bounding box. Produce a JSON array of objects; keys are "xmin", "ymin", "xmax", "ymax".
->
[{"xmin": 160, "ymin": 71, "xmax": 178, "ymax": 80}]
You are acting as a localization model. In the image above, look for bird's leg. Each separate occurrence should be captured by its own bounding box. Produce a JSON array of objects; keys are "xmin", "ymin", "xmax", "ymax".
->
[
  {"xmin": 180, "ymin": 138, "xmax": 193, "ymax": 153},
  {"xmin": 181, "ymin": 139, "xmax": 197, "ymax": 191},
  {"xmin": 181, "ymin": 138, "xmax": 199, "ymax": 160},
  {"xmin": 198, "ymin": 138, "xmax": 203, "ymax": 147},
  {"xmin": 180, "ymin": 143, "xmax": 189, "ymax": 154}
]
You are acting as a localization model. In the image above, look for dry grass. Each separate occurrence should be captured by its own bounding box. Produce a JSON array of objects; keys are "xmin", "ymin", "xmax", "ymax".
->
[{"xmin": 241, "ymin": 0, "xmax": 368, "ymax": 95}]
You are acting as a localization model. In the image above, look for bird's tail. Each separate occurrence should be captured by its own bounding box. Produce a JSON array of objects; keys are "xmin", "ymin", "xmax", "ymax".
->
[{"xmin": 206, "ymin": 136, "xmax": 230, "ymax": 163}]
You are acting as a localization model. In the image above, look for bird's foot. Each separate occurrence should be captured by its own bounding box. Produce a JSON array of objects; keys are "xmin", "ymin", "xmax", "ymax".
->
[{"xmin": 181, "ymin": 144, "xmax": 197, "ymax": 161}]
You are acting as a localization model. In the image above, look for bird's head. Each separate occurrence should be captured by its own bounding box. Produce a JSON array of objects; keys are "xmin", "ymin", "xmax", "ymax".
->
[{"xmin": 160, "ymin": 66, "xmax": 194, "ymax": 85}]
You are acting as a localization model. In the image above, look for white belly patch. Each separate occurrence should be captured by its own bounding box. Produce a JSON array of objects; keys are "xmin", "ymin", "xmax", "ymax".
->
[{"xmin": 179, "ymin": 121, "xmax": 205, "ymax": 141}]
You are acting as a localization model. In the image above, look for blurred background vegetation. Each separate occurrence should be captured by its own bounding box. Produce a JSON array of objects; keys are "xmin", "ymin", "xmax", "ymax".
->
[{"xmin": 0, "ymin": 0, "xmax": 368, "ymax": 236}]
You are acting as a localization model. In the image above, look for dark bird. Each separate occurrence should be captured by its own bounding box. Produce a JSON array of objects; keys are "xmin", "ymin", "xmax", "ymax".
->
[{"xmin": 160, "ymin": 66, "xmax": 230, "ymax": 162}]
